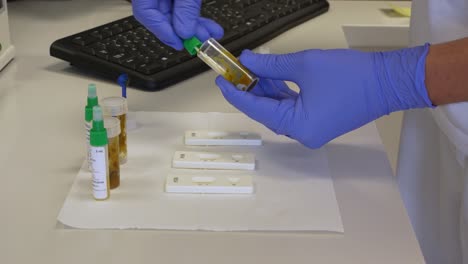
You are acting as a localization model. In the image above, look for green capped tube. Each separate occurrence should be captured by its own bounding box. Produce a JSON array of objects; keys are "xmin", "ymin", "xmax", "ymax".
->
[
  {"xmin": 85, "ymin": 84, "xmax": 98, "ymax": 171},
  {"xmin": 90, "ymin": 106, "xmax": 110, "ymax": 200},
  {"xmin": 184, "ymin": 37, "xmax": 258, "ymax": 91}
]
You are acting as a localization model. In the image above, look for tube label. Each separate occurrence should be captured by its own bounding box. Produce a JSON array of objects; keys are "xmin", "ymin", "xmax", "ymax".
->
[
  {"xmin": 91, "ymin": 146, "xmax": 109, "ymax": 200},
  {"xmin": 85, "ymin": 122, "xmax": 92, "ymax": 171}
]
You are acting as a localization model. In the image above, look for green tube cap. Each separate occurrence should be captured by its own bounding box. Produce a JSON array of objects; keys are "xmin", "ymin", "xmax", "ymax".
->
[
  {"xmin": 183, "ymin": 37, "xmax": 202, "ymax": 56},
  {"xmin": 85, "ymin": 84, "xmax": 98, "ymax": 122},
  {"xmin": 90, "ymin": 106, "xmax": 108, "ymax": 146}
]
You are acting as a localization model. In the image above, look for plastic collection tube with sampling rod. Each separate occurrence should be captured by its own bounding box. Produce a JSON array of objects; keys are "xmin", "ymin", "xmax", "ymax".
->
[
  {"xmin": 85, "ymin": 84, "xmax": 98, "ymax": 171},
  {"xmin": 90, "ymin": 106, "xmax": 110, "ymax": 200}
]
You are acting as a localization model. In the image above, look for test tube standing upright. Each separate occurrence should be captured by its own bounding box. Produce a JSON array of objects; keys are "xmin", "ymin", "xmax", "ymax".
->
[
  {"xmin": 104, "ymin": 117, "xmax": 121, "ymax": 189},
  {"xmin": 90, "ymin": 106, "xmax": 110, "ymax": 200},
  {"xmin": 101, "ymin": 97, "xmax": 128, "ymax": 164},
  {"xmin": 85, "ymin": 84, "xmax": 98, "ymax": 171}
]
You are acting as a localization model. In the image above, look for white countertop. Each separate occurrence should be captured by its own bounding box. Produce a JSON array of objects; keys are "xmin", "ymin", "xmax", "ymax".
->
[{"xmin": 1, "ymin": 1, "xmax": 424, "ymax": 263}]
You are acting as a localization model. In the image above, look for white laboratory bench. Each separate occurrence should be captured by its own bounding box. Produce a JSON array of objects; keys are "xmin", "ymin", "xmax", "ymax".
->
[{"xmin": 0, "ymin": 1, "xmax": 424, "ymax": 263}]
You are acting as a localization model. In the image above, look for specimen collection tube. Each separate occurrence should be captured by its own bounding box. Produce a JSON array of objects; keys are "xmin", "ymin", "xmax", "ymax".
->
[
  {"xmin": 101, "ymin": 97, "xmax": 128, "ymax": 164},
  {"xmin": 104, "ymin": 117, "xmax": 121, "ymax": 189},
  {"xmin": 184, "ymin": 37, "xmax": 258, "ymax": 91},
  {"xmin": 90, "ymin": 106, "xmax": 110, "ymax": 200}
]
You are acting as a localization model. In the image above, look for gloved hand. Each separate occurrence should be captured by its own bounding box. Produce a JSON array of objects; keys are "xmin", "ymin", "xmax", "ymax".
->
[
  {"xmin": 132, "ymin": 0, "xmax": 224, "ymax": 50},
  {"xmin": 216, "ymin": 45, "xmax": 433, "ymax": 148}
]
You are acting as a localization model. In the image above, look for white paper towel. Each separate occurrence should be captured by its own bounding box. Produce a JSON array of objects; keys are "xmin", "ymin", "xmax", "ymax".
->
[{"xmin": 58, "ymin": 112, "xmax": 343, "ymax": 232}]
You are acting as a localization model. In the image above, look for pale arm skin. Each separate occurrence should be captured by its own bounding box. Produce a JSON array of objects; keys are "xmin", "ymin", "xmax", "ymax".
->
[{"xmin": 426, "ymin": 37, "xmax": 468, "ymax": 105}]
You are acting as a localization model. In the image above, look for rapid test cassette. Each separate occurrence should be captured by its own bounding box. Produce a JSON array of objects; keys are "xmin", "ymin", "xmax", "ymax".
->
[
  {"xmin": 165, "ymin": 174, "xmax": 254, "ymax": 194},
  {"xmin": 172, "ymin": 151, "xmax": 256, "ymax": 170},
  {"xmin": 184, "ymin": 130, "xmax": 262, "ymax": 146}
]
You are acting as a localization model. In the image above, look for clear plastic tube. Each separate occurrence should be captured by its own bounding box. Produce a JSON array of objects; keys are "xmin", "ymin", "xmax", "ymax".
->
[
  {"xmin": 85, "ymin": 84, "xmax": 98, "ymax": 171},
  {"xmin": 107, "ymin": 135, "xmax": 120, "ymax": 189},
  {"xmin": 90, "ymin": 106, "xmax": 110, "ymax": 201},
  {"xmin": 117, "ymin": 114, "xmax": 127, "ymax": 164},
  {"xmin": 197, "ymin": 38, "xmax": 258, "ymax": 91},
  {"xmin": 104, "ymin": 117, "xmax": 121, "ymax": 189},
  {"xmin": 101, "ymin": 97, "xmax": 128, "ymax": 164}
]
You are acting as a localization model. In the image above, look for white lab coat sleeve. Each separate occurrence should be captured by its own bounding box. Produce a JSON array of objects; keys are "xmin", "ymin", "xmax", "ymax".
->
[
  {"xmin": 398, "ymin": 110, "xmax": 467, "ymax": 264},
  {"xmin": 398, "ymin": 0, "xmax": 468, "ymax": 263},
  {"xmin": 463, "ymin": 165, "xmax": 468, "ymax": 262},
  {"xmin": 460, "ymin": 162, "xmax": 468, "ymax": 264},
  {"xmin": 397, "ymin": 109, "xmax": 444, "ymax": 263}
]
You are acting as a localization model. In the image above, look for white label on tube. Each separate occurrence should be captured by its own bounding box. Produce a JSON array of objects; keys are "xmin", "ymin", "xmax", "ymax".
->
[
  {"xmin": 85, "ymin": 122, "xmax": 92, "ymax": 171},
  {"xmin": 91, "ymin": 146, "xmax": 109, "ymax": 200}
]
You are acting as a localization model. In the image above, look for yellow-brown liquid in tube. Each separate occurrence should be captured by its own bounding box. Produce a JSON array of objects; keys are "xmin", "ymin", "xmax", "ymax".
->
[
  {"xmin": 108, "ymin": 135, "xmax": 120, "ymax": 189},
  {"xmin": 214, "ymin": 52, "xmax": 257, "ymax": 91},
  {"xmin": 117, "ymin": 114, "xmax": 127, "ymax": 164}
]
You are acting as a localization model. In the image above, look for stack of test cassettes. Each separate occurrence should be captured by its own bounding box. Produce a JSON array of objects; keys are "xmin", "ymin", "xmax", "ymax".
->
[{"xmin": 166, "ymin": 131, "xmax": 263, "ymax": 194}]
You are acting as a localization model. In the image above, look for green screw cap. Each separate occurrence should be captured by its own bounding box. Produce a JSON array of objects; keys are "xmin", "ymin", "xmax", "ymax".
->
[
  {"xmin": 85, "ymin": 84, "xmax": 98, "ymax": 122},
  {"xmin": 183, "ymin": 37, "xmax": 202, "ymax": 56},
  {"xmin": 90, "ymin": 106, "xmax": 108, "ymax": 146}
]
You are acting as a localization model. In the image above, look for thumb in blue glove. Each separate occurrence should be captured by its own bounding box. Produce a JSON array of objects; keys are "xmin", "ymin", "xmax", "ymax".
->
[
  {"xmin": 133, "ymin": 0, "xmax": 224, "ymax": 50},
  {"xmin": 216, "ymin": 46, "xmax": 433, "ymax": 148}
]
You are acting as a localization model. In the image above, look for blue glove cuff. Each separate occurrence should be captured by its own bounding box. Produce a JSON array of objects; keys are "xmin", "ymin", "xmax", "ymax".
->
[{"xmin": 375, "ymin": 43, "xmax": 434, "ymax": 115}]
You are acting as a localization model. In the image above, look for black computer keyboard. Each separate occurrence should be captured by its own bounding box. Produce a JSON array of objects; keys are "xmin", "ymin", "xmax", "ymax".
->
[{"xmin": 50, "ymin": 0, "xmax": 329, "ymax": 91}]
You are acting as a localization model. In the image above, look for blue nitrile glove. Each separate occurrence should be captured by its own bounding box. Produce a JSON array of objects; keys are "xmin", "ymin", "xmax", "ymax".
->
[
  {"xmin": 216, "ymin": 45, "xmax": 433, "ymax": 148},
  {"xmin": 132, "ymin": 0, "xmax": 224, "ymax": 50}
]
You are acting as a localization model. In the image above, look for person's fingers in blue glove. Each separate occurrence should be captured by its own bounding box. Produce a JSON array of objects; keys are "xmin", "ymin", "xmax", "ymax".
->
[
  {"xmin": 217, "ymin": 76, "xmax": 298, "ymax": 132},
  {"xmin": 248, "ymin": 78, "xmax": 299, "ymax": 100},
  {"xmin": 132, "ymin": 0, "xmax": 224, "ymax": 50},
  {"xmin": 216, "ymin": 47, "xmax": 433, "ymax": 148}
]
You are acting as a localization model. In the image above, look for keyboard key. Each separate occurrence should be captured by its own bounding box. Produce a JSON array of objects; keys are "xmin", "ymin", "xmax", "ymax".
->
[
  {"xmin": 101, "ymin": 27, "xmax": 113, "ymax": 37},
  {"xmin": 136, "ymin": 62, "xmax": 163, "ymax": 75},
  {"xmin": 81, "ymin": 46, "xmax": 95, "ymax": 55},
  {"xmin": 257, "ymin": 14, "xmax": 270, "ymax": 24},
  {"xmin": 72, "ymin": 35, "xmax": 96, "ymax": 46},
  {"xmin": 129, "ymin": 20, "xmax": 142, "ymax": 28},
  {"xmin": 111, "ymin": 26, "xmax": 123, "ymax": 35},
  {"xmin": 110, "ymin": 54, "xmax": 134, "ymax": 64},
  {"xmin": 122, "ymin": 58, "xmax": 139, "ymax": 69},
  {"xmin": 166, "ymin": 58, "xmax": 179, "ymax": 67},
  {"xmin": 134, "ymin": 54, "xmax": 150, "ymax": 63},
  {"xmin": 109, "ymin": 53, "xmax": 126, "ymax": 63},
  {"xmin": 236, "ymin": 25, "xmax": 250, "ymax": 34},
  {"xmin": 243, "ymin": 4, "xmax": 262, "ymax": 19},
  {"xmin": 122, "ymin": 22, "xmax": 133, "ymax": 30},
  {"xmin": 89, "ymin": 31, "xmax": 103, "ymax": 40},
  {"xmin": 95, "ymin": 49, "xmax": 109, "ymax": 60},
  {"xmin": 299, "ymin": 0, "xmax": 314, "ymax": 7},
  {"xmin": 128, "ymin": 47, "xmax": 140, "ymax": 55}
]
